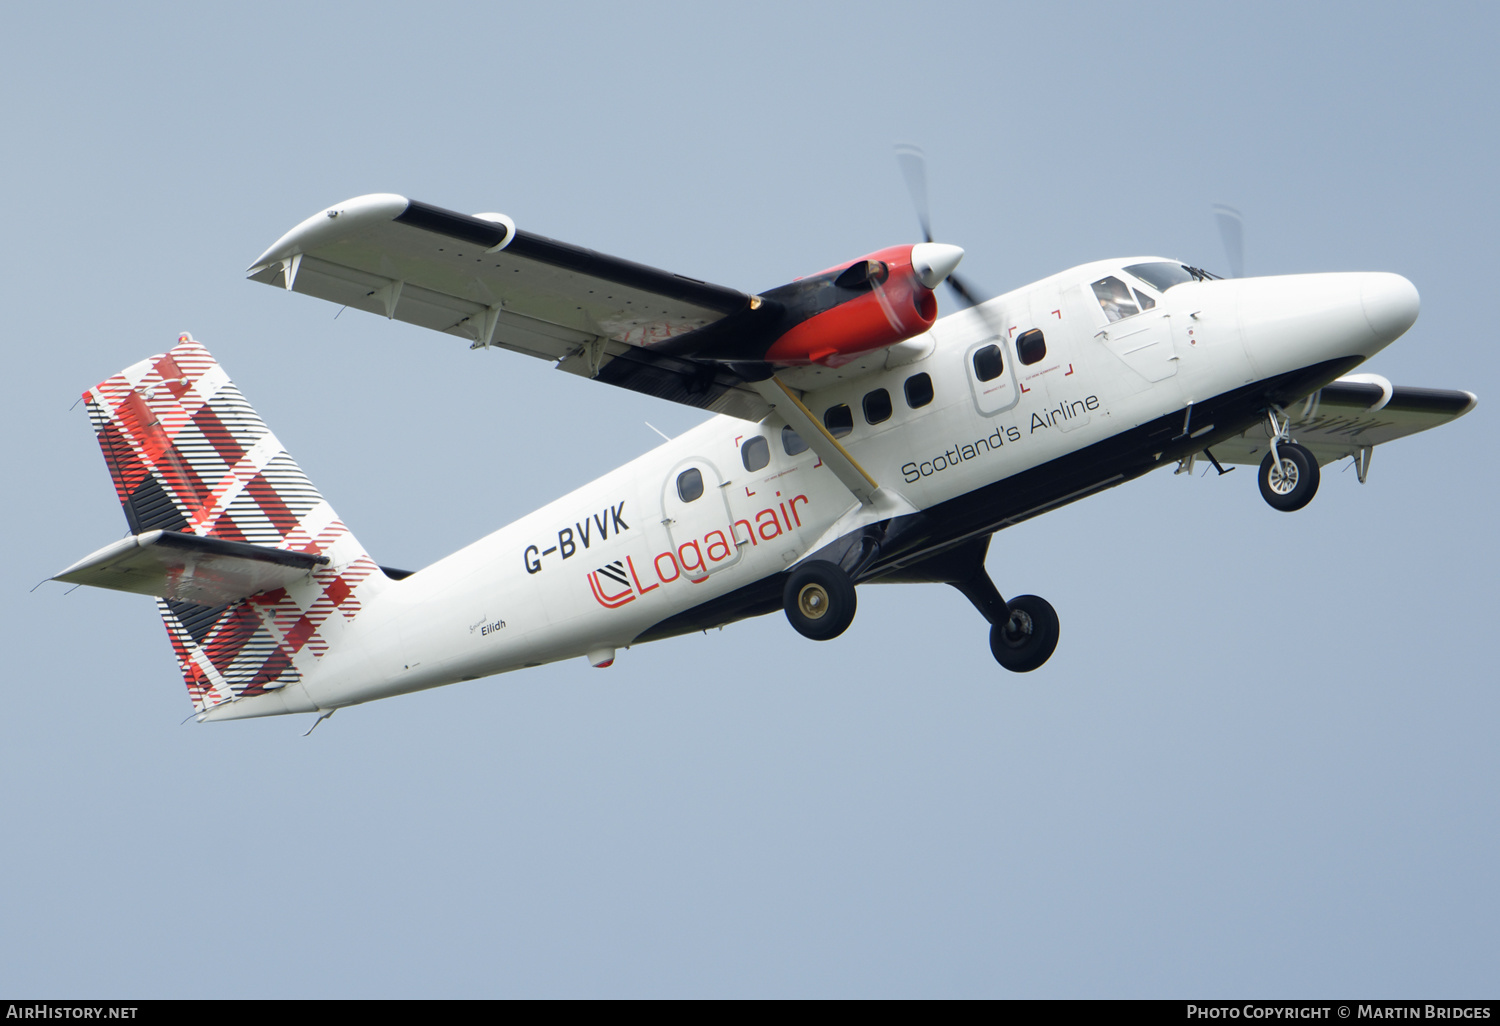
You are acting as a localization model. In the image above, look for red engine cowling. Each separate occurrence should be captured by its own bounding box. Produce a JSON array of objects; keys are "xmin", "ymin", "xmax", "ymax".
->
[{"xmin": 763, "ymin": 244, "xmax": 940, "ymax": 367}]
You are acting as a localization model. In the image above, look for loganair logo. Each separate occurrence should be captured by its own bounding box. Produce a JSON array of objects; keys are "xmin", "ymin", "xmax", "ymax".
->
[{"xmin": 588, "ymin": 492, "xmax": 810, "ymax": 609}]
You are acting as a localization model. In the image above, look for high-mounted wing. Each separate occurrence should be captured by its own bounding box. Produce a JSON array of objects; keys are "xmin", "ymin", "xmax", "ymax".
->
[
  {"xmin": 249, "ymin": 196, "xmax": 966, "ymax": 423},
  {"xmin": 247, "ymin": 194, "xmax": 772, "ymax": 419},
  {"xmin": 1205, "ymin": 374, "xmax": 1477, "ymax": 474}
]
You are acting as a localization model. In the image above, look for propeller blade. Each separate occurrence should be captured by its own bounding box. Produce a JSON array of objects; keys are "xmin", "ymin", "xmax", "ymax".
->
[
  {"xmin": 946, "ymin": 271, "xmax": 989, "ymax": 308},
  {"xmin": 947, "ymin": 272, "xmax": 1011, "ymax": 345},
  {"xmin": 892, "ymin": 144, "xmax": 999, "ymax": 332},
  {"xmin": 1213, "ymin": 204, "xmax": 1245, "ymax": 279},
  {"xmin": 895, "ymin": 143, "xmax": 934, "ymax": 243}
]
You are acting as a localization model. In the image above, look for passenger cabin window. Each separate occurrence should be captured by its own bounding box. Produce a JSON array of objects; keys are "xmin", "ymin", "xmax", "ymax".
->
[
  {"xmin": 677, "ymin": 467, "xmax": 704, "ymax": 502},
  {"xmin": 1016, "ymin": 329, "xmax": 1046, "ymax": 365},
  {"xmin": 972, "ymin": 343, "xmax": 1004, "ymax": 382},
  {"xmin": 824, "ymin": 404, "xmax": 853, "ymax": 439},
  {"xmin": 1092, "ymin": 276, "xmax": 1140, "ymax": 322},
  {"xmin": 782, "ymin": 425, "xmax": 809, "ymax": 456},
  {"xmin": 741, "ymin": 436, "xmax": 769, "ymax": 472},
  {"xmin": 863, "ymin": 388, "xmax": 892, "ymax": 425},
  {"xmin": 905, "ymin": 372, "xmax": 934, "ymax": 408}
]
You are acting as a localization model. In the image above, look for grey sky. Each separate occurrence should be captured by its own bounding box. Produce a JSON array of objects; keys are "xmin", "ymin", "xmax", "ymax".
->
[{"xmin": 3, "ymin": 1, "xmax": 1496, "ymax": 997}]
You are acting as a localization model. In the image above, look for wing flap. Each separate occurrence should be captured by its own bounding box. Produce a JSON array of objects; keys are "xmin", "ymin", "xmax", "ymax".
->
[{"xmin": 54, "ymin": 530, "xmax": 329, "ymax": 606}]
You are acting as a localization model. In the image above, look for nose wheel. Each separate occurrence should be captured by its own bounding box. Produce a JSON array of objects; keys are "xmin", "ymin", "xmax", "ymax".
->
[
  {"xmin": 1258, "ymin": 409, "xmax": 1321, "ymax": 512},
  {"xmin": 1258, "ymin": 442, "xmax": 1320, "ymax": 511}
]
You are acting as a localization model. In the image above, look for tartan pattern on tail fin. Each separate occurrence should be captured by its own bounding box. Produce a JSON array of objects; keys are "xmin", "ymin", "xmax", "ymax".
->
[{"xmin": 85, "ymin": 335, "xmax": 387, "ymax": 713}]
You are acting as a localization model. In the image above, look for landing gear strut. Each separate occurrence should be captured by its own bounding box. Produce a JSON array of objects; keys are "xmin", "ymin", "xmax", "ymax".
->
[{"xmin": 941, "ymin": 538, "xmax": 1060, "ymax": 673}]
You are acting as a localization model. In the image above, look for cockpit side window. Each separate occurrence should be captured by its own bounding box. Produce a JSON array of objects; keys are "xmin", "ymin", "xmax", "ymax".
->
[
  {"xmin": 1092, "ymin": 276, "xmax": 1140, "ymax": 322},
  {"xmin": 1133, "ymin": 288, "xmax": 1156, "ymax": 311}
]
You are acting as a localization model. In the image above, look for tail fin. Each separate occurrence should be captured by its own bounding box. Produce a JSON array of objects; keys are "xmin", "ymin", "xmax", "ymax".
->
[{"xmin": 82, "ymin": 333, "xmax": 388, "ymax": 716}]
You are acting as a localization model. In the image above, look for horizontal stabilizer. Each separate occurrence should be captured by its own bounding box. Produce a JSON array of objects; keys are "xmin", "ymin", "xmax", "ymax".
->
[{"xmin": 54, "ymin": 530, "xmax": 329, "ymax": 606}]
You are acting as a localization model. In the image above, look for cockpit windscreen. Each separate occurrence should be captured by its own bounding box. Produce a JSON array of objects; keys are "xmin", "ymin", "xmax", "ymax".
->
[{"xmin": 1124, "ymin": 262, "xmax": 1197, "ymax": 293}]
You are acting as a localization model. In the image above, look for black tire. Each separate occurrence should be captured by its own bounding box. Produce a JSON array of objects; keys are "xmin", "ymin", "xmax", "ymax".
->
[
  {"xmin": 783, "ymin": 560, "xmax": 857, "ymax": 641},
  {"xmin": 989, "ymin": 594, "xmax": 1059, "ymax": 672},
  {"xmin": 1258, "ymin": 442, "xmax": 1320, "ymax": 512}
]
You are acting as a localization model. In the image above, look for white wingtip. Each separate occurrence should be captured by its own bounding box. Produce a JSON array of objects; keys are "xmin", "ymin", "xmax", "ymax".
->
[{"xmin": 247, "ymin": 193, "xmax": 410, "ymax": 272}]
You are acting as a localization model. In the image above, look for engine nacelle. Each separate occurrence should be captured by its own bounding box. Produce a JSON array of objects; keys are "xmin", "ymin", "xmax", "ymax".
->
[{"xmin": 763, "ymin": 244, "xmax": 953, "ymax": 367}]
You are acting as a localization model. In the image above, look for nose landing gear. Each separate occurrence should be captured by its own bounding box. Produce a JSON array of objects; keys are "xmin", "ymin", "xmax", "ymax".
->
[
  {"xmin": 1259, "ymin": 408, "xmax": 1321, "ymax": 511},
  {"xmin": 1259, "ymin": 443, "xmax": 1320, "ymax": 511}
]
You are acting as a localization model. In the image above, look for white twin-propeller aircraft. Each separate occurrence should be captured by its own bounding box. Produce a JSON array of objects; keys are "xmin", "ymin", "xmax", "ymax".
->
[{"xmin": 55, "ymin": 171, "xmax": 1476, "ymax": 724}]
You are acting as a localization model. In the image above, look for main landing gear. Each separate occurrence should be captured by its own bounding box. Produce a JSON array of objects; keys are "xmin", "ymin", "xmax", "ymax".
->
[
  {"xmin": 951, "ymin": 564, "xmax": 1059, "ymax": 673},
  {"xmin": 783, "ymin": 560, "xmax": 858, "ymax": 641},
  {"xmin": 1258, "ymin": 408, "xmax": 1320, "ymax": 512},
  {"xmin": 781, "ymin": 540, "xmax": 1059, "ymax": 672},
  {"xmin": 987, "ymin": 594, "xmax": 1060, "ymax": 673},
  {"xmin": 926, "ymin": 536, "xmax": 1060, "ymax": 673}
]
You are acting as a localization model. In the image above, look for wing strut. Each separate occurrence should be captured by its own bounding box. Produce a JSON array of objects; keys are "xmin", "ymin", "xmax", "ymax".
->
[{"xmin": 748, "ymin": 376, "xmax": 888, "ymax": 507}]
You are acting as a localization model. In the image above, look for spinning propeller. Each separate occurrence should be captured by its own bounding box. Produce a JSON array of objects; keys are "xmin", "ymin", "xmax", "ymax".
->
[
  {"xmin": 895, "ymin": 144, "xmax": 989, "ymax": 308},
  {"xmin": 898, "ymin": 145, "xmax": 1250, "ymax": 290}
]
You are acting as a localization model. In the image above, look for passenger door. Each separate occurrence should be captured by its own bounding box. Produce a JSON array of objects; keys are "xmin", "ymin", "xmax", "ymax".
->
[
  {"xmin": 964, "ymin": 334, "xmax": 1020, "ymax": 416},
  {"xmin": 661, "ymin": 457, "xmax": 742, "ymax": 581}
]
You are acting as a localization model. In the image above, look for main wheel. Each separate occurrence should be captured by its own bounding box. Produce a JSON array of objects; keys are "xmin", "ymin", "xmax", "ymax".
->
[
  {"xmin": 989, "ymin": 594, "xmax": 1059, "ymax": 672},
  {"xmin": 783, "ymin": 560, "xmax": 857, "ymax": 641},
  {"xmin": 1258, "ymin": 442, "xmax": 1320, "ymax": 512}
]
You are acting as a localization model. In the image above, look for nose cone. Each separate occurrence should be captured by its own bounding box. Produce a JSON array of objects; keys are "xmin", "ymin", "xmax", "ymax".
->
[
  {"xmin": 1230, "ymin": 271, "xmax": 1422, "ymax": 378},
  {"xmin": 1361, "ymin": 273, "xmax": 1420, "ymax": 344},
  {"xmin": 911, "ymin": 242, "xmax": 964, "ymax": 289}
]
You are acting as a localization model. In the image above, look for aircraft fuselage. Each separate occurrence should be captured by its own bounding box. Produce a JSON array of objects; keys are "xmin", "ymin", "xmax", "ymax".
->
[{"xmin": 205, "ymin": 258, "xmax": 1418, "ymax": 718}]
